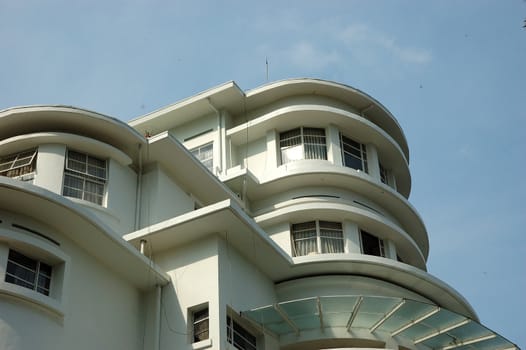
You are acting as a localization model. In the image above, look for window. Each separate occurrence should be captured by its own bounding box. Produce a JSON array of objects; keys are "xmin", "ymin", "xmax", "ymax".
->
[
  {"xmin": 360, "ymin": 230, "xmax": 385, "ymax": 257},
  {"xmin": 341, "ymin": 134, "xmax": 368, "ymax": 172},
  {"xmin": 192, "ymin": 307, "xmax": 209, "ymax": 342},
  {"xmin": 63, "ymin": 150, "xmax": 107, "ymax": 205},
  {"xmin": 280, "ymin": 127, "xmax": 327, "ymax": 164},
  {"xmin": 227, "ymin": 315, "xmax": 256, "ymax": 350},
  {"xmin": 379, "ymin": 163, "xmax": 389, "ymax": 185},
  {"xmin": 191, "ymin": 143, "xmax": 213, "ymax": 172},
  {"xmin": 291, "ymin": 221, "xmax": 344, "ymax": 257},
  {"xmin": 0, "ymin": 149, "xmax": 37, "ymax": 178},
  {"xmin": 5, "ymin": 249, "xmax": 52, "ymax": 296}
]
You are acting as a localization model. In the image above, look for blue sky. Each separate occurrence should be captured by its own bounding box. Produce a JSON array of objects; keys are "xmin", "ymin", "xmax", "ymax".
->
[{"xmin": 1, "ymin": 0, "xmax": 525, "ymax": 347}]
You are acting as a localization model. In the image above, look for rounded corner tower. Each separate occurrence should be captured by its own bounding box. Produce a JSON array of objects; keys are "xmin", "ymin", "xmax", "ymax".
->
[{"xmin": 129, "ymin": 77, "xmax": 519, "ymax": 350}]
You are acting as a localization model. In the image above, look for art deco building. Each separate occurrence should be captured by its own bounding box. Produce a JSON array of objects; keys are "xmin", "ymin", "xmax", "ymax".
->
[{"xmin": 0, "ymin": 79, "xmax": 518, "ymax": 350}]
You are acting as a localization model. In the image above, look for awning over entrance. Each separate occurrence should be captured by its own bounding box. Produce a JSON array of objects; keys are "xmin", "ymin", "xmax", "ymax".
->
[{"xmin": 242, "ymin": 296, "xmax": 518, "ymax": 350}]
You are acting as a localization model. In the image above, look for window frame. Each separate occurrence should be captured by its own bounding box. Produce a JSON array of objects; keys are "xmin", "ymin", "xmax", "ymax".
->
[
  {"xmin": 5, "ymin": 249, "xmax": 52, "ymax": 296},
  {"xmin": 291, "ymin": 220, "xmax": 344, "ymax": 257},
  {"xmin": 227, "ymin": 314, "xmax": 257, "ymax": 350},
  {"xmin": 192, "ymin": 306, "xmax": 210, "ymax": 343},
  {"xmin": 379, "ymin": 162, "xmax": 389, "ymax": 185},
  {"xmin": 340, "ymin": 134, "xmax": 368, "ymax": 173},
  {"xmin": 279, "ymin": 127, "xmax": 327, "ymax": 165},
  {"xmin": 0, "ymin": 148, "xmax": 38, "ymax": 178},
  {"xmin": 62, "ymin": 149, "xmax": 107, "ymax": 205},
  {"xmin": 360, "ymin": 230, "xmax": 385, "ymax": 257},
  {"xmin": 190, "ymin": 142, "xmax": 214, "ymax": 173}
]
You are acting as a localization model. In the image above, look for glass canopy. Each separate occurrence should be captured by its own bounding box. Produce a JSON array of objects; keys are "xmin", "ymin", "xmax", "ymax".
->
[{"xmin": 242, "ymin": 296, "xmax": 519, "ymax": 350}]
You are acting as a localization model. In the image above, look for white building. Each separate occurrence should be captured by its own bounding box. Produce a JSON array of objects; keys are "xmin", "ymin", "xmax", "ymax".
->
[{"xmin": 0, "ymin": 79, "xmax": 518, "ymax": 350}]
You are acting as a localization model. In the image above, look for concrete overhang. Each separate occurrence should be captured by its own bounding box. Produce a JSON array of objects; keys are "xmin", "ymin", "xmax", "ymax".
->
[
  {"xmin": 124, "ymin": 199, "xmax": 292, "ymax": 277},
  {"xmin": 244, "ymin": 78, "xmax": 409, "ymax": 161},
  {"xmin": 129, "ymin": 81, "xmax": 246, "ymax": 136},
  {"xmin": 226, "ymin": 104, "xmax": 410, "ymax": 197},
  {"xmin": 284, "ymin": 254, "xmax": 478, "ymax": 320},
  {"xmin": 124, "ymin": 198, "xmax": 471, "ymax": 319},
  {"xmin": 145, "ymin": 132, "xmax": 241, "ymax": 206},
  {"xmin": 253, "ymin": 200, "xmax": 427, "ymax": 270},
  {"xmin": 223, "ymin": 163, "xmax": 429, "ymax": 259},
  {"xmin": 0, "ymin": 177, "xmax": 169, "ymax": 290},
  {"xmin": 129, "ymin": 79, "xmax": 409, "ymax": 163},
  {"xmin": 0, "ymin": 132, "xmax": 132, "ymax": 166},
  {"xmin": 0, "ymin": 105, "xmax": 146, "ymax": 162}
]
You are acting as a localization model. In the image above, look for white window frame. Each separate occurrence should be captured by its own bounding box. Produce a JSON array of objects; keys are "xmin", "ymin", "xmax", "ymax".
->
[
  {"xmin": 192, "ymin": 306, "xmax": 209, "ymax": 343},
  {"xmin": 340, "ymin": 134, "xmax": 368, "ymax": 172},
  {"xmin": 360, "ymin": 230, "xmax": 385, "ymax": 257},
  {"xmin": 5, "ymin": 249, "xmax": 52, "ymax": 296},
  {"xmin": 291, "ymin": 220, "xmax": 344, "ymax": 257},
  {"xmin": 0, "ymin": 148, "xmax": 38, "ymax": 178},
  {"xmin": 379, "ymin": 162, "xmax": 389, "ymax": 185},
  {"xmin": 227, "ymin": 314, "xmax": 257, "ymax": 350},
  {"xmin": 191, "ymin": 142, "xmax": 214, "ymax": 173},
  {"xmin": 63, "ymin": 149, "xmax": 107, "ymax": 205},
  {"xmin": 279, "ymin": 127, "xmax": 327, "ymax": 165}
]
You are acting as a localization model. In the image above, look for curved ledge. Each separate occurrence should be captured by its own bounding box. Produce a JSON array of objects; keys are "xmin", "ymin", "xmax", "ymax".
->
[
  {"xmin": 245, "ymin": 160, "xmax": 429, "ymax": 258},
  {"xmin": 286, "ymin": 254, "xmax": 477, "ymax": 320},
  {"xmin": 0, "ymin": 132, "xmax": 132, "ymax": 166},
  {"xmin": 253, "ymin": 198, "xmax": 426, "ymax": 269},
  {"xmin": 0, "ymin": 280, "xmax": 64, "ymax": 317},
  {"xmin": 227, "ymin": 103, "xmax": 410, "ymax": 197},
  {"xmin": 244, "ymin": 78, "xmax": 409, "ymax": 161},
  {"xmin": 0, "ymin": 105, "xmax": 146, "ymax": 161},
  {"xmin": 0, "ymin": 177, "xmax": 169, "ymax": 290}
]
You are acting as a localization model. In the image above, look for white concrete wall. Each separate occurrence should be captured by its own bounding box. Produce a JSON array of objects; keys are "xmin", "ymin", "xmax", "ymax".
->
[
  {"xmin": 0, "ymin": 211, "xmax": 144, "ymax": 350},
  {"xmin": 217, "ymin": 238, "xmax": 277, "ymax": 350},
  {"xmin": 33, "ymin": 144, "xmax": 66, "ymax": 194},
  {"xmin": 236, "ymin": 137, "xmax": 267, "ymax": 177},
  {"xmin": 105, "ymin": 158, "xmax": 137, "ymax": 235},
  {"xmin": 139, "ymin": 164, "xmax": 194, "ymax": 228},
  {"xmin": 171, "ymin": 113, "xmax": 217, "ymax": 144},
  {"xmin": 31, "ymin": 143, "xmax": 138, "ymax": 236},
  {"xmin": 154, "ymin": 237, "xmax": 220, "ymax": 350}
]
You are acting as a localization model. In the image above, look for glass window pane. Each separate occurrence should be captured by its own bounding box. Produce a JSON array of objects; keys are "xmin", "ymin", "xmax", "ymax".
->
[
  {"xmin": 361, "ymin": 231, "xmax": 383, "ymax": 257},
  {"xmin": 63, "ymin": 150, "xmax": 107, "ymax": 204},
  {"xmin": 5, "ymin": 250, "xmax": 52, "ymax": 296}
]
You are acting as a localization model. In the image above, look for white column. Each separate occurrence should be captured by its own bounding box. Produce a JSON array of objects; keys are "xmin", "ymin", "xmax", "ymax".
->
[
  {"xmin": 384, "ymin": 239, "xmax": 397, "ymax": 260},
  {"xmin": 327, "ymin": 124, "xmax": 342, "ymax": 166},
  {"xmin": 266, "ymin": 129, "xmax": 278, "ymax": 170},
  {"xmin": 219, "ymin": 111, "xmax": 227, "ymax": 176},
  {"xmin": 366, "ymin": 143, "xmax": 381, "ymax": 181},
  {"xmin": 33, "ymin": 144, "xmax": 67, "ymax": 194}
]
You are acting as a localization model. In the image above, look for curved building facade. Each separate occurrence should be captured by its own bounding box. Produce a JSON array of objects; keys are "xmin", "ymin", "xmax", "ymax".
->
[{"xmin": 0, "ymin": 79, "xmax": 518, "ymax": 350}]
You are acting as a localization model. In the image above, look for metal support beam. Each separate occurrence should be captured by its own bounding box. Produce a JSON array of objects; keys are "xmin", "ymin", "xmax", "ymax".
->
[
  {"xmin": 391, "ymin": 306, "xmax": 441, "ymax": 337},
  {"xmin": 442, "ymin": 334, "xmax": 497, "ymax": 350},
  {"xmin": 370, "ymin": 299, "xmax": 406, "ymax": 333},
  {"xmin": 316, "ymin": 297, "xmax": 324, "ymax": 332},
  {"xmin": 346, "ymin": 296, "xmax": 363, "ymax": 331},
  {"xmin": 415, "ymin": 319, "xmax": 471, "ymax": 344},
  {"xmin": 273, "ymin": 303, "xmax": 300, "ymax": 336}
]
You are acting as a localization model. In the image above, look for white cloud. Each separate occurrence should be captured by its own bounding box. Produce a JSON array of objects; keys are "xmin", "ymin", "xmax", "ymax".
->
[
  {"xmin": 285, "ymin": 42, "xmax": 341, "ymax": 70},
  {"xmin": 340, "ymin": 24, "xmax": 432, "ymax": 64}
]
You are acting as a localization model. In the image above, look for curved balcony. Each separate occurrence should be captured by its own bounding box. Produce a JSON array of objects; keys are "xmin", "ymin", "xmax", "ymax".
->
[
  {"xmin": 0, "ymin": 132, "xmax": 132, "ymax": 166},
  {"xmin": 253, "ymin": 198, "xmax": 427, "ymax": 269},
  {"xmin": 0, "ymin": 105, "xmax": 146, "ymax": 162},
  {"xmin": 223, "ymin": 160, "xmax": 429, "ymax": 259},
  {"xmin": 227, "ymin": 103, "xmax": 411, "ymax": 198},
  {"xmin": 244, "ymin": 78, "xmax": 409, "ymax": 161}
]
